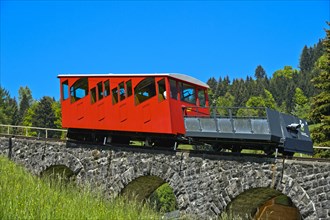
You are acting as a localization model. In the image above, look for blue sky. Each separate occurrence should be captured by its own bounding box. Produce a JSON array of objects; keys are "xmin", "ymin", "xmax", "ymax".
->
[{"xmin": 1, "ymin": 1, "xmax": 329, "ymax": 100}]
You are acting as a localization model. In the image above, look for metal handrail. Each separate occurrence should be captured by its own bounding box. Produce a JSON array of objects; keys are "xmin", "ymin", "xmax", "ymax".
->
[
  {"xmin": 313, "ymin": 146, "xmax": 330, "ymax": 150},
  {"xmin": 182, "ymin": 106, "xmax": 268, "ymax": 119},
  {"xmin": 0, "ymin": 124, "xmax": 67, "ymax": 139}
]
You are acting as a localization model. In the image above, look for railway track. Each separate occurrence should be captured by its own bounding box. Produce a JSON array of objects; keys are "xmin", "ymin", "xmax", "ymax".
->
[{"xmin": 2, "ymin": 135, "xmax": 329, "ymax": 163}]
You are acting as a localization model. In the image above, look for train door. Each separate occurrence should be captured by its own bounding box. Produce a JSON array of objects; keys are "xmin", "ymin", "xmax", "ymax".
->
[{"xmin": 69, "ymin": 78, "xmax": 89, "ymax": 122}]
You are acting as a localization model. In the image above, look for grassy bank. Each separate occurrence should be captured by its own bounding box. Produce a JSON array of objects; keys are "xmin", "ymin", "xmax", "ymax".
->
[{"xmin": 0, "ymin": 156, "xmax": 161, "ymax": 220}]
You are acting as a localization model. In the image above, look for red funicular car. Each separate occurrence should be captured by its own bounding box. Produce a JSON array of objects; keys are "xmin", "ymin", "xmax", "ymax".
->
[{"xmin": 58, "ymin": 73, "xmax": 209, "ymax": 146}]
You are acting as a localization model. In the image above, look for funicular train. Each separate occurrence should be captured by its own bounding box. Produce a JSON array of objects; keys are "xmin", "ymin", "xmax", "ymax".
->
[{"xmin": 58, "ymin": 73, "xmax": 313, "ymax": 156}]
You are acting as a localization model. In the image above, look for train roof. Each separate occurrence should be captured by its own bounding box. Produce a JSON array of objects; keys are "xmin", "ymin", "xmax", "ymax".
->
[{"xmin": 57, "ymin": 73, "xmax": 209, "ymax": 88}]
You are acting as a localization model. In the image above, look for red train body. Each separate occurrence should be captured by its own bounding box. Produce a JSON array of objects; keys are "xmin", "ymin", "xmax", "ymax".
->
[
  {"xmin": 59, "ymin": 73, "xmax": 313, "ymax": 155},
  {"xmin": 58, "ymin": 73, "xmax": 209, "ymax": 143}
]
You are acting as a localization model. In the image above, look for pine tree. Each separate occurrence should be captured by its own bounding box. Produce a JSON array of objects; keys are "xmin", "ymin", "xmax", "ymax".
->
[
  {"xmin": 309, "ymin": 22, "xmax": 330, "ymax": 157},
  {"xmin": 0, "ymin": 87, "xmax": 18, "ymax": 125},
  {"xmin": 17, "ymin": 86, "xmax": 34, "ymax": 125},
  {"xmin": 31, "ymin": 96, "xmax": 57, "ymax": 138},
  {"xmin": 254, "ymin": 65, "xmax": 266, "ymax": 79},
  {"xmin": 230, "ymin": 79, "xmax": 247, "ymax": 107},
  {"xmin": 299, "ymin": 45, "xmax": 313, "ymax": 73},
  {"xmin": 206, "ymin": 77, "xmax": 217, "ymax": 93},
  {"xmin": 207, "ymin": 77, "xmax": 218, "ymax": 105},
  {"xmin": 216, "ymin": 76, "xmax": 230, "ymax": 97}
]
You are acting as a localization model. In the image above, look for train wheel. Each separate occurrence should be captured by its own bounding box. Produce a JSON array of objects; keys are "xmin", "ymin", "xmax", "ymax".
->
[
  {"xmin": 212, "ymin": 144, "xmax": 224, "ymax": 152},
  {"xmin": 232, "ymin": 146, "xmax": 242, "ymax": 153},
  {"xmin": 264, "ymin": 147, "xmax": 275, "ymax": 156},
  {"xmin": 111, "ymin": 136, "xmax": 130, "ymax": 145},
  {"xmin": 152, "ymin": 139, "xmax": 176, "ymax": 148},
  {"xmin": 283, "ymin": 151, "xmax": 294, "ymax": 158}
]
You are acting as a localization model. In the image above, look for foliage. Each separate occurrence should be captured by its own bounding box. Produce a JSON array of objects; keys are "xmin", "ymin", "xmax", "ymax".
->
[
  {"xmin": 215, "ymin": 92, "xmax": 235, "ymax": 116},
  {"xmin": 0, "ymin": 87, "xmax": 18, "ymax": 125},
  {"xmin": 31, "ymin": 96, "xmax": 57, "ymax": 137},
  {"xmin": 292, "ymin": 88, "xmax": 310, "ymax": 120},
  {"xmin": 263, "ymin": 89, "xmax": 276, "ymax": 109},
  {"xmin": 309, "ymin": 22, "xmax": 330, "ymax": 156},
  {"xmin": 0, "ymin": 156, "xmax": 161, "ymax": 220},
  {"xmin": 52, "ymin": 101, "xmax": 62, "ymax": 129},
  {"xmin": 149, "ymin": 183, "xmax": 177, "ymax": 213},
  {"xmin": 273, "ymin": 66, "xmax": 299, "ymax": 79},
  {"xmin": 17, "ymin": 86, "xmax": 34, "ymax": 125},
  {"xmin": 254, "ymin": 65, "xmax": 266, "ymax": 79}
]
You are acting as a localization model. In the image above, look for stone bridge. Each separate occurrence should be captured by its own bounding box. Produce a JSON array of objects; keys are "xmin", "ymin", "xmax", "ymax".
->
[{"xmin": 0, "ymin": 136, "xmax": 329, "ymax": 219}]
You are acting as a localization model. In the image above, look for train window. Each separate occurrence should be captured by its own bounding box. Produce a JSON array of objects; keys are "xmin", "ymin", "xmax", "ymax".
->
[
  {"xmin": 97, "ymin": 82, "xmax": 103, "ymax": 100},
  {"xmin": 158, "ymin": 78, "xmax": 166, "ymax": 102},
  {"xmin": 170, "ymin": 79, "xmax": 177, "ymax": 100},
  {"xmin": 119, "ymin": 82, "xmax": 125, "ymax": 101},
  {"xmin": 62, "ymin": 80, "xmax": 69, "ymax": 100},
  {"xmin": 198, "ymin": 89, "xmax": 206, "ymax": 107},
  {"xmin": 126, "ymin": 80, "xmax": 132, "ymax": 97},
  {"xmin": 134, "ymin": 77, "xmax": 156, "ymax": 105},
  {"xmin": 90, "ymin": 87, "xmax": 96, "ymax": 104},
  {"xmin": 104, "ymin": 80, "xmax": 110, "ymax": 97},
  {"xmin": 112, "ymin": 87, "xmax": 118, "ymax": 104},
  {"xmin": 70, "ymin": 78, "xmax": 88, "ymax": 103},
  {"xmin": 181, "ymin": 83, "xmax": 196, "ymax": 104}
]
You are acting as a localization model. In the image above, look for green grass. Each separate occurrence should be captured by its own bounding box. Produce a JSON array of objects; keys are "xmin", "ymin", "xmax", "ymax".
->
[{"xmin": 0, "ymin": 156, "xmax": 161, "ymax": 220}]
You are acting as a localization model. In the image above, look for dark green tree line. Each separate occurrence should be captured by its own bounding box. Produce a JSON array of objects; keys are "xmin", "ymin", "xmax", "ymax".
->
[
  {"xmin": 309, "ymin": 22, "xmax": 330, "ymax": 157},
  {"xmin": 0, "ymin": 86, "xmax": 62, "ymax": 138}
]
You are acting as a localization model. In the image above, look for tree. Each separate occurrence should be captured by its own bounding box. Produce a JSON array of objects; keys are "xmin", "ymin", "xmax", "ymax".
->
[
  {"xmin": 22, "ymin": 102, "xmax": 38, "ymax": 127},
  {"xmin": 254, "ymin": 65, "xmax": 266, "ymax": 79},
  {"xmin": 273, "ymin": 66, "xmax": 299, "ymax": 79},
  {"xmin": 292, "ymin": 88, "xmax": 310, "ymax": 120},
  {"xmin": 52, "ymin": 101, "xmax": 62, "ymax": 129},
  {"xmin": 299, "ymin": 45, "xmax": 313, "ymax": 73},
  {"xmin": 237, "ymin": 96, "xmax": 265, "ymax": 117},
  {"xmin": 230, "ymin": 78, "xmax": 248, "ymax": 107},
  {"xmin": 31, "ymin": 96, "xmax": 57, "ymax": 138},
  {"xmin": 18, "ymin": 86, "xmax": 33, "ymax": 106},
  {"xmin": 309, "ymin": 22, "xmax": 330, "ymax": 157},
  {"xmin": 150, "ymin": 183, "xmax": 177, "ymax": 213},
  {"xmin": 17, "ymin": 86, "xmax": 34, "ymax": 125},
  {"xmin": 0, "ymin": 87, "xmax": 18, "ymax": 125},
  {"xmin": 216, "ymin": 92, "xmax": 235, "ymax": 116},
  {"xmin": 263, "ymin": 89, "xmax": 276, "ymax": 109},
  {"xmin": 206, "ymin": 77, "xmax": 217, "ymax": 94},
  {"xmin": 216, "ymin": 76, "xmax": 230, "ymax": 97},
  {"xmin": 206, "ymin": 77, "xmax": 218, "ymax": 105}
]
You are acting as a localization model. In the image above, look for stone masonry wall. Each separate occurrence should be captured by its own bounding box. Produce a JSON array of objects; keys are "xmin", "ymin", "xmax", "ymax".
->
[{"xmin": 0, "ymin": 137, "xmax": 329, "ymax": 219}]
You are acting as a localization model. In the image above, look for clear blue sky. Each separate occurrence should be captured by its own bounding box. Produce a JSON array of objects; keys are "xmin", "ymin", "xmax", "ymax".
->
[{"xmin": 1, "ymin": 0, "xmax": 329, "ymax": 101}]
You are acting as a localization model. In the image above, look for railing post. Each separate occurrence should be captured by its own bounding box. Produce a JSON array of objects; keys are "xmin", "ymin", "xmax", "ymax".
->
[
  {"xmin": 7, "ymin": 125, "xmax": 10, "ymax": 135},
  {"xmin": 8, "ymin": 137, "xmax": 12, "ymax": 159},
  {"xmin": 46, "ymin": 129, "xmax": 48, "ymax": 139}
]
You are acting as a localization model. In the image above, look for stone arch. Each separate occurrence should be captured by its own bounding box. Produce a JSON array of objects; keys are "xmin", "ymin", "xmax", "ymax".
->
[
  {"xmin": 213, "ymin": 168, "xmax": 273, "ymax": 214},
  {"xmin": 108, "ymin": 159, "xmax": 190, "ymax": 211},
  {"xmin": 37, "ymin": 152, "xmax": 84, "ymax": 180},
  {"xmin": 275, "ymin": 175, "xmax": 317, "ymax": 219},
  {"xmin": 215, "ymin": 168, "xmax": 316, "ymax": 219},
  {"xmin": 225, "ymin": 187, "xmax": 301, "ymax": 219}
]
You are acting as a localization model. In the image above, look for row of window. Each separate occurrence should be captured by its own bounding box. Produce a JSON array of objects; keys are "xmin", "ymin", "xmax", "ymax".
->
[
  {"xmin": 169, "ymin": 79, "xmax": 206, "ymax": 107},
  {"xmin": 61, "ymin": 77, "xmax": 206, "ymax": 106}
]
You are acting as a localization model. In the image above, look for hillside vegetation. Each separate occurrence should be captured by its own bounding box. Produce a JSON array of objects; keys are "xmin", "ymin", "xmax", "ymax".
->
[{"xmin": 0, "ymin": 156, "xmax": 161, "ymax": 220}]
